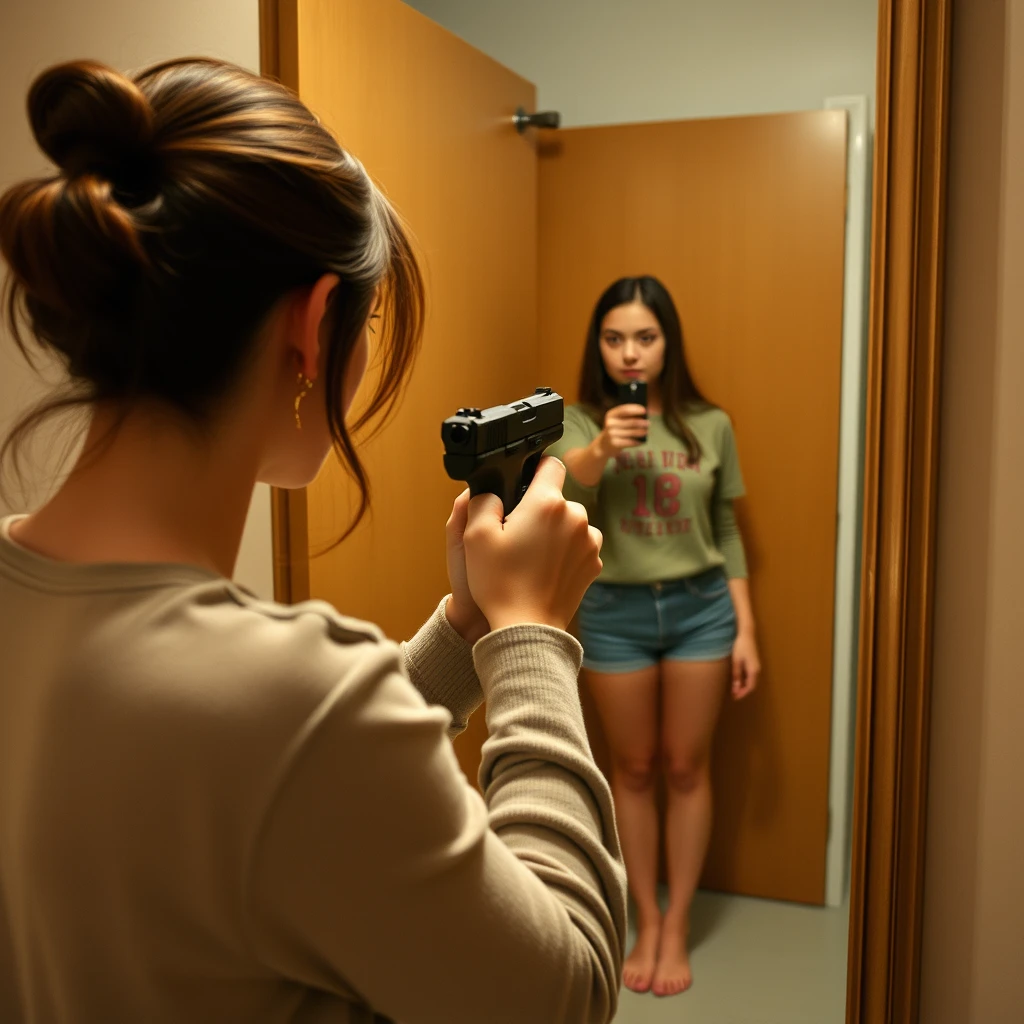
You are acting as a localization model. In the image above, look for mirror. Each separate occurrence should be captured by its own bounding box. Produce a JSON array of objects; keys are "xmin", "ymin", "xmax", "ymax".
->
[
  {"xmin": 532, "ymin": 112, "xmax": 860, "ymax": 1015},
  {"xmin": 414, "ymin": 3, "xmax": 871, "ymax": 1017},
  {"xmin": 263, "ymin": 0, "xmax": 948, "ymax": 1019}
]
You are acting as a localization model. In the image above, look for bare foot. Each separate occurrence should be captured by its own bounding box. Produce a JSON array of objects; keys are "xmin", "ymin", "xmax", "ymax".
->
[
  {"xmin": 651, "ymin": 920, "xmax": 692, "ymax": 997},
  {"xmin": 622, "ymin": 922, "xmax": 660, "ymax": 993}
]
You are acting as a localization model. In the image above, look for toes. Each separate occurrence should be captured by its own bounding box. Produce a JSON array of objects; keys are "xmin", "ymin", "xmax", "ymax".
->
[{"xmin": 650, "ymin": 969, "xmax": 690, "ymax": 997}]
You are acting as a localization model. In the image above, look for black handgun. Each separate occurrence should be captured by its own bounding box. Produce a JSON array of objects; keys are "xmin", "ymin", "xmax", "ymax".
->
[{"xmin": 442, "ymin": 387, "xmax": 564, "ymax": 516}]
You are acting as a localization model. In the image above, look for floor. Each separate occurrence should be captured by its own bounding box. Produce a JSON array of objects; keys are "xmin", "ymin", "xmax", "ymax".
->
[{"xmin": 614, "ymin": 888, "xmax": 850, "ymax": 1024}]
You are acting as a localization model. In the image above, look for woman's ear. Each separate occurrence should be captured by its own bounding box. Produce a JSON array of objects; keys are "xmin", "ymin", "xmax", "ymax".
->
[{"xmin": 290, "ymin": 273, "xmax": 340, "ymax": 380}]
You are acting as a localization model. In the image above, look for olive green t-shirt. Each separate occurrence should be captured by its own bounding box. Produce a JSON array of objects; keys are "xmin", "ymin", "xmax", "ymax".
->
[{"xmin": 547, "ymin": 403, "xmax": 748, "ymax": 584}]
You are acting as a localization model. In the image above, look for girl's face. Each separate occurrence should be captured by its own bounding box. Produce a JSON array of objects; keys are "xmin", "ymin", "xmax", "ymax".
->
[{"xmin": 598, "ymin": 301, "xmax": 666, "ymax": 385}]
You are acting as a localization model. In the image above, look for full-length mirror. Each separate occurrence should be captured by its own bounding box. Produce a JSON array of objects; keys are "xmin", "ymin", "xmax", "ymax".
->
[
  {"xmin": 261, "ymin": 1, "xmax": 938, "ymax": 1022},
  {"xmin": 534, "ymin": 104, "xmax": 863, "ymax": 1012}
]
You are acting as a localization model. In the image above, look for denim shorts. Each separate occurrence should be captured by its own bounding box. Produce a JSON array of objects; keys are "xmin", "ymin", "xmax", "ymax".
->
[{"xmin": 576, "ymin": 567, "xmax": 738, "ymax": 673}]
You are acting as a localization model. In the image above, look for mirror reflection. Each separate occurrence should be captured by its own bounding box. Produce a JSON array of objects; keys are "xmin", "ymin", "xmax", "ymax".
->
[
  {"xmin": 549, "ymin": 276, "xmax": 760, "ymax": 997},
  {"xmin": 403, "ymin": 2, "xmax": 875, "ymax": 1020}
]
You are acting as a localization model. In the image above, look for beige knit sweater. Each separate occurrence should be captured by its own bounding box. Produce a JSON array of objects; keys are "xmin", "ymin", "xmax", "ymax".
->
[{"xmin": 0, "ymin": 516, "xmax": 626, "ymax": 1023}]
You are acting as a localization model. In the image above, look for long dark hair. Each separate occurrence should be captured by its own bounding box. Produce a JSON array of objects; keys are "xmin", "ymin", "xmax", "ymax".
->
[
  {"xmin": 0, "ymin": 58, "xmax": 424, "ymax": 541},
  {"xmin": 577, "ymin": 275, "xmax": 711, "ymax": 458}
]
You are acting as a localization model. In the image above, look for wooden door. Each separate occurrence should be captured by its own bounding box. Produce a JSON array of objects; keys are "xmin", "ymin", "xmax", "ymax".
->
[
  {"xmin": 537, "ymin": 112, "xmax": 847, "ymax": 905},
  {"xmin": 266, "ymin": 0, "xmax": 539, "ymax": 781}
]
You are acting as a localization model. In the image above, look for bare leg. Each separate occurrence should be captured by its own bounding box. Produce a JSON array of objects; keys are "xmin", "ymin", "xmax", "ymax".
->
[
  {"xmin": 653, "ymin": 657, "xmax": 729, "ymax": 997},
  {"xmin": 584, "ymin": 665, "xmax": 661, "ymax": 993}
]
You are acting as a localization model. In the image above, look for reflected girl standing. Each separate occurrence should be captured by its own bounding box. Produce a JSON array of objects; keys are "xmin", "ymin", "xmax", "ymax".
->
[{"xmin": 549, "ymin": 276, "xmax": 761, "ymax": 997}]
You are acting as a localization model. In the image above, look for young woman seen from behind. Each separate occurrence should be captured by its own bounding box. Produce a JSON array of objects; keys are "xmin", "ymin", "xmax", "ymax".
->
[{"xmin": 0, "ymin": 58, "xmax": 626, "ymax": 1023}]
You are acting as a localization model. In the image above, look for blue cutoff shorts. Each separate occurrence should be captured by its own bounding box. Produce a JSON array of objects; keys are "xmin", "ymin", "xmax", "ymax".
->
[{"xmin": 576, "ymin": 567, "xmax": 737, "ymax": 673}]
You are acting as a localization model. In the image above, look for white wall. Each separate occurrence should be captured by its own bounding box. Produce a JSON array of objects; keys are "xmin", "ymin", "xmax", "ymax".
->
[
  {"xmin": 404, "ymin": 0, "xmax": 878, "ymax": 126},
  {"xmin": 921, "ymin": 0, "xmax": 1024, "ymax": 1021},
  {"xmin": 0, "ymin": 0, "xmax": 273, "ymax": 600}
]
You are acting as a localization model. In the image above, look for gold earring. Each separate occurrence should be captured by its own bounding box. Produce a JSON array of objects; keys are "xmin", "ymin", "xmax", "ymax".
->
[{"xmin": 295, "ymin": 373, "xmax": 314, "ymax": 430}]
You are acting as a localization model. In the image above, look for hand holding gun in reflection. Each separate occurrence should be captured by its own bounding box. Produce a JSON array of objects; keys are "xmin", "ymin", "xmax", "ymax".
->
[{"xmin": 441, "ymin": 387, "xmax": 564, "ymax": 517}]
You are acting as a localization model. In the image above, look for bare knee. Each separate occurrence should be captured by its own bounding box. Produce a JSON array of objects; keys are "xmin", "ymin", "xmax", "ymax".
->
[
  {"xmin": 663, "ymin": 754, "xmax": 709, "ymax": 794},
  {"xmin": 613, "ymin": 754, "xmax": 659, "ymax": 792}
]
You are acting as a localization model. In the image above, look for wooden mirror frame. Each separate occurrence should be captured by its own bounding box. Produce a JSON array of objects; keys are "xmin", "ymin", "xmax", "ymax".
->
[
  {"xmin": 259, "ymin": 0, "xmax": 953, "ymax": 1019},
  {"xmin": 847, "ymin": 0, "xmax": 951, "ymax": 1020}
]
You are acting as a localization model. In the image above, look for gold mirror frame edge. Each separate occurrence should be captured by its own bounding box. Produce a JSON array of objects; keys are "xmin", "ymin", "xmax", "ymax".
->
[{"xmin": 258, "ymin": 1, "xmax": 954, "ymax": 1020}]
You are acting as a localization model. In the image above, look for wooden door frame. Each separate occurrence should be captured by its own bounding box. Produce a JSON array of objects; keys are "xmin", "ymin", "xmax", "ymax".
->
[
  {"xmin": 260, "ymin": 0, "xmax": 309, "ymax": 605},
  {"xmin": 847, "ymin": 1, "xmax": 951, "ymax": 1021},
  {"xmin": 258, "ymin": 0, "xmax": 953, "ymax": 1020}
]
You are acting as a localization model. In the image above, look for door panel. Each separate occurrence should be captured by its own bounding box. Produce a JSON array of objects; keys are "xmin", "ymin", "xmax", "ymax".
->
[
  {"xmin": 276, "ymin": 0, "xmax": 539, "ymax": 783},
  {"xmin": 537, "ymin": 112, "xmax": 847, "ymax": 904}
]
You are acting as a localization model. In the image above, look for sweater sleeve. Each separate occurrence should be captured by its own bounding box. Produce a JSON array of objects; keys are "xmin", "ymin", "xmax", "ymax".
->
[
  {"xmin": 245, "ymin": 628, "xmax": 627, "ymax": 1024},
  {"xmin": 400, "ymin": 597, "xmax": 482, "ymax": 740}
]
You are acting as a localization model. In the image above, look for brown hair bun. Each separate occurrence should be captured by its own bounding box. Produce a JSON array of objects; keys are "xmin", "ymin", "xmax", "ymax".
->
[{"xmin": 29, "ymin": 60, "xmax": 157, "ymax": 198}]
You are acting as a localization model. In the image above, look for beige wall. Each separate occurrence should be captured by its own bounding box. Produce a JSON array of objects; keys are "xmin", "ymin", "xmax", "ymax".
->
[
  {"xmin": 404, "ymin": 0, "xmax": 878, "ymax": 126},
  {"xmin": 0, "ymin": 0, "xmax": 273, "ymax": 599},
  {"xmin": 921, "ymin": 1, "xmax": 1024, "ymax": 1021}
]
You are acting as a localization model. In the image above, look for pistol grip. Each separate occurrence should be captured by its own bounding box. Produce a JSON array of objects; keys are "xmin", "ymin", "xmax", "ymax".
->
[{"xmin": 468, "ymin": 453, "xmax": 537, "ymax": 518}]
